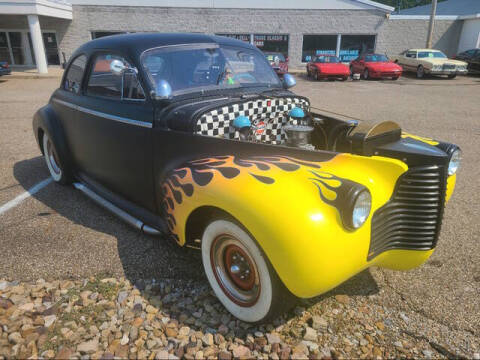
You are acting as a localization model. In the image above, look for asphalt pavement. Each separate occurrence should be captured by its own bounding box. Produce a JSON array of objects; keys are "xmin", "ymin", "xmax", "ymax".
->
[{"xmin": 0, "ymin": 73, "xmax": 478, "ymax": 355}]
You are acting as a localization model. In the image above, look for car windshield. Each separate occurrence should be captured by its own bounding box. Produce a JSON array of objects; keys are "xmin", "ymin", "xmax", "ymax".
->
[
  {"xmin": 314, "ymin": 56, "xmax": 340, "ymax": 63},
  {"xmin": 417, "ymin": 51, "xmax": 447, "ymax": 59},
  {"xmin": 265, "ymin": 53, "xmax": 286, "ymax": 62},
  {"xmin": 364, "ymin": 54, "xmax": 388, "ymax": 62},
  {"xmin": 141, "ymin": 44, "xmax": 281, "ymax": 96}
]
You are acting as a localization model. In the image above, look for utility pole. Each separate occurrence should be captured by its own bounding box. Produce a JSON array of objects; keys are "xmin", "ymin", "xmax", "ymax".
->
[{"xmin": 426, "ymin": 0, "xmax": 438, "ymax": 48}]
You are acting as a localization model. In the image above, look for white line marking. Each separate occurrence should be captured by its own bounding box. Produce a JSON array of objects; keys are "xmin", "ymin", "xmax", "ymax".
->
[{"xmin": 0, "ymin": 177, "xmax": 53, "ymax": 216}]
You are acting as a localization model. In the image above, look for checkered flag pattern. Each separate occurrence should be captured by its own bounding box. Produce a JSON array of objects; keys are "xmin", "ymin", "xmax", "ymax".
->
[{"xmin": 195, "ymin": 97, "xmax": 310, "ymax": 145}]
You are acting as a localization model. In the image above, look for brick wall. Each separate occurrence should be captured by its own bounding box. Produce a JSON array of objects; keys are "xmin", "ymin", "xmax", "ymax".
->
[
  {"xmin": 1, "ymin": 7, "xmax": 463, "ymax": 67},
  {"xmin": 377, "ymin": 18, "xmax": 463, "ymax": 57}
]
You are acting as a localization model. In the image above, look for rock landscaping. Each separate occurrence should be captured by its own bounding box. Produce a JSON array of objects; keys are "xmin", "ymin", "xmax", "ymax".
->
[{"xmin": 0, "ymin": 277, "xmax": 478, "ymax": 359}]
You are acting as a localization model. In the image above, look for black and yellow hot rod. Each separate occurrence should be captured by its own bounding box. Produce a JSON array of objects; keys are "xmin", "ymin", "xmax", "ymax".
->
[{"xmin": 33, "ymin": 33, "xmax": 461, "ymax": 322}]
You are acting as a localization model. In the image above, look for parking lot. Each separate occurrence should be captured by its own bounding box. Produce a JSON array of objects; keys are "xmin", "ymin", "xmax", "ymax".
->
[{"xmin": 0, "ymin": 73, "xmax": 479, "ymax": 358}]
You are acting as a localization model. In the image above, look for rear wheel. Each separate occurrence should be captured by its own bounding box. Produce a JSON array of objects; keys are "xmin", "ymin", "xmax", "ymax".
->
[
  {"xmin": 416, "ymin": 65, "xmax": 425, "ymax": 79},
  {"xmin": 448, "ymin": 74, "xmax": 457, "ymax": 79},
  {"xmin": 306, "ymin": 68, "xmax": 311, "ymax": 78},
  {"xmin": 341, "ymin": 76, "xmax": 348, "ymax": 81},
  {"xmin": 42, "ymin": 133, "xmax": 70, "ymax": 184},
  {"xmin": 201, "ymin": 219, "xmax": 292, "ymax": 323},
  {"xmin": 316, "ymin": 70, "xmax": 322, "ymax": 81},
  {"xmin": 392, "ymin": 76, "xmax": 399, "ymax": 81}
]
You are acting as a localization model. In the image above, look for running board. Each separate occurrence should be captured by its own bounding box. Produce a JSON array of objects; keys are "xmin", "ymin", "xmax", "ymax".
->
[{"xmin": 73, "ymin": 182, "xmax": 162, "ymax": 236}]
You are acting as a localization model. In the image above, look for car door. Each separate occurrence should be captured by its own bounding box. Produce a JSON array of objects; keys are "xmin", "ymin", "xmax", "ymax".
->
[{"xmin": 70, "ymin": 52, "xmax": 155, "ymax": 211}]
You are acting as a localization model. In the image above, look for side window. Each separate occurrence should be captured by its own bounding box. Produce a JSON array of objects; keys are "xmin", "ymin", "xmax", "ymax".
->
[
  {"xmin": 405, "ymin": 51, "xmax": 416, "ymax": 58},
  {"xmin": 64, "ymin": 55, "xmax": 87, "ymax": 94},
  {"xmin": 87, "ymin": 54, "xmax": 145, "ymax": 100}
]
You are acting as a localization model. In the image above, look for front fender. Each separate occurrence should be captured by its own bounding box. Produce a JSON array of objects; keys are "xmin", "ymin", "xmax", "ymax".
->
[{"xmin": 162, "ymin": 153, "xmax": 423, "ymax": 297}]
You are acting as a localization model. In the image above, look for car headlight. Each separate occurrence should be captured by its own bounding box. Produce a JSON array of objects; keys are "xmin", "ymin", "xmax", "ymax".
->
[
  {"xmin": 351, "ymin": 190, "xmax": 372, "ymax": 229},
  {"xmin": 448, "ymin": 149, "xmax": 462, "ymax": 175}
]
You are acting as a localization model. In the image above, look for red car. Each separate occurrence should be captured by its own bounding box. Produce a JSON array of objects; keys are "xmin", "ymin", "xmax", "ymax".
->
[
  {"xmin": 306, "ymin": 55, "xmax": 349, "ymax": 81},
  {"xmin": 350, "ymin": 53, "xmax": 402, "ymax": 80},
  {"xmin": 264, "ymin": 52, "xmax": 288, "ymax": 76}
]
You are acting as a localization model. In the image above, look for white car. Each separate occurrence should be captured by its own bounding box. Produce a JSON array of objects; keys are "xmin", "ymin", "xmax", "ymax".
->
[{"xmin": 391, "ymin": 49, "xmax": 468, "ymax": 79}]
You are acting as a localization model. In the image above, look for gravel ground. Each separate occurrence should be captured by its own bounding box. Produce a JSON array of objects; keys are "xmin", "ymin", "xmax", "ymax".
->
[{"xmin": 0, "ymin": 74, "xmax": 479, "ymax": 359}]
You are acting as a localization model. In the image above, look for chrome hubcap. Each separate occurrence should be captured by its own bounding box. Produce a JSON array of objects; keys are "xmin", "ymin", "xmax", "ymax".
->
[{"xmin": 210, "ymin": 234, "xmax": 260, "ymax": 307}]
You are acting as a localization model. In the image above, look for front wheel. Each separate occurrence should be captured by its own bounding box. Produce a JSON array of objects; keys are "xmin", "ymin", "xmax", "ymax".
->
[
  {"xmin": 363, "ymin": 68, "xmax": 369, "ymax": 80},
  {"xmin": 42, "ymin": 133, "xmax": 70, "ymax": 184},
  {"xmin": 416, "ymin": 65, "xmax": 425, "ymax": 79},
  {"xmin": 201, "ymin": 219, "xmax": 291, "ymax": 323}
]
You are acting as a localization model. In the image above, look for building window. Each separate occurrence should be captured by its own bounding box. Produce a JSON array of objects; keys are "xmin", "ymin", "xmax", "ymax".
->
[
  {"xmin": 91, "ymin": 32, "xmax": 126, "ymax": 39},
  {"xmin": 339, "ymin": 35, "xmax": 376, "ymax": 62},
  {"xmin": 253, "ymin": 34, "xmax": 289, "ymax": 58},
  {"xmin": 216, "ymin": 34, "xmax": 251, "ymax": 43},
  {"xmin": 0, "ymin": 32, "xmax": 9, "ymax": 63},
  {"xmin": 302, "ymin": 35, "xmax": 337, "ymax": 62}
]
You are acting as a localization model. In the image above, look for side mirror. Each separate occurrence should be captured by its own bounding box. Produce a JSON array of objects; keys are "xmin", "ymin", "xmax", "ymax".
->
[
  {"xmin": 282, "ymin": 73, "xmax": 296, "ymax": 89},
  {"xmin": 110, "ymin": 59, "xmax": 127, "ymax": 75},
  {"xmin": 154, "ymin": 79, "xmax": 173, "ymax": 100}
]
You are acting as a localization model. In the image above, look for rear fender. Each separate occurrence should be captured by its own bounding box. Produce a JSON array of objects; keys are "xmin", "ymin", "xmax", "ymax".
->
[{"xmin": 33, "ymin": 104, "xmax": 71, "ymax": 173}]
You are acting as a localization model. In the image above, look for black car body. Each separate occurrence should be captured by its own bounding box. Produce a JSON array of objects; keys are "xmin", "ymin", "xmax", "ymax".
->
[
  {"xmin": 32, "ymin": 33, "xmax": 461, "ymax": 323},
  {"xmin": 454, "ymin": 48, "xmax": 480, "ymax": 74},
  {"xmin": 0, "ymin": 61, "xmax": 11, "ymax": 76}
]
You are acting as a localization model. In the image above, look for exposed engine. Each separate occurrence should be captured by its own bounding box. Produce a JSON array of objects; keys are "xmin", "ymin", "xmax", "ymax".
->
[
  {"xmin": 194, "ymin": 96, "xmax": 403, "ymax": 155},
  {"xmin": 232, "ymin": 106, "xmax": 316, "ymax": 150}
]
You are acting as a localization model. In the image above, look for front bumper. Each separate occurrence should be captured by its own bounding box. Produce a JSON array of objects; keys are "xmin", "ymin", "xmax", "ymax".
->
[
  {"xmin": 370, "ymin": 71, "xmax": 401, "ymax": 78},
  {"xmin": 428, "ymin": 68, "xmax": 468, "ymax": 75}
]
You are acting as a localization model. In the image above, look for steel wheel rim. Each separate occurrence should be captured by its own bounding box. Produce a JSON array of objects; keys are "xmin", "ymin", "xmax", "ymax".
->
[
  {"xmin": 210, "ymin": 234, "xmax": 261, "ymax": 307},
  {"xmin": 46, "ymin": 139, "xmax": 61, "ymax": 175}
]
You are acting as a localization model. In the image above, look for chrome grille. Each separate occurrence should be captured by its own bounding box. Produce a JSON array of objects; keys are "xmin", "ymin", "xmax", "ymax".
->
[
  {"xmin": 443, "ymin": 64, "xmax": 456, "ymax": 70},
  {"xmin": 368, "ymin": 165, "xmax": 446, "ymax": 260}
]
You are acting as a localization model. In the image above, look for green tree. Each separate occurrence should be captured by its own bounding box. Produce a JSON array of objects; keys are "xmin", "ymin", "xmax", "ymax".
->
[{"xmin": 375, "ymin": 0, "xmax": 446, "ymax": 12}]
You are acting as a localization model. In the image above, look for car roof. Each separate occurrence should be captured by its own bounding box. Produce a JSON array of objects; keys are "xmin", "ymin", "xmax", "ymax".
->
[
  {"xmin": 408, "ymin": 49, "xmax": 443, "ymax": 52},
  {"xmin": 73, "ymin": 32, "xmax": 256, "ymax": 58}
]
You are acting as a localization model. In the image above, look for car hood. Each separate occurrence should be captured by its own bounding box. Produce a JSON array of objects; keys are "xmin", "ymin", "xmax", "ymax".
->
[
  {"xmin": 315, "ymin": 63, "xmax": 349, "ymax": 72},
  {"xmin": 367, "ymin": 62, "xmax": 402, "ymax": 71},
  {"xmin": 422, "ymin": 58, "xmax": 467, "ymax": 66},
  {"xmin": 161, "ymin": 89, "xmax": 301, "ymax": 132}
]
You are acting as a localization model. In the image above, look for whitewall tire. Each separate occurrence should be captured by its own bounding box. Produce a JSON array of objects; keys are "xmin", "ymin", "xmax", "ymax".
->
[
  {"xmin": 43, "ymin": 133, "xmax": 68, "ymax": 184},
  {"xmin": 201, "ymin": 219, "xmax": 287, "ymax": 323}
]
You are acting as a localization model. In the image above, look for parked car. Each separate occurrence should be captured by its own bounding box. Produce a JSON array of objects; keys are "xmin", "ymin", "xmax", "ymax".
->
[
  {"xmin": 264, "ymin": 52, "xmax": 288, "ymax": 77},
  {"xmin": 0, "ymin": 61, "xmax": 11, "ymax": 76},
  {"xmin": 390, "ymin": 49, "xmax": 467, "ymax": 79},
  {"xmin": 33, "ymin": 33, "xmax": 461, "ymax": 323},
  {"xmin": 454, "ymin": 48, "xmax": 480, "ymax": 74},
  {"xmin": 306, "ymin": 55, "xmax": 349, "ymax": 81},
  {"xmin": 350, "ymin": 53, "xmax": 402, "ymax": 80}
]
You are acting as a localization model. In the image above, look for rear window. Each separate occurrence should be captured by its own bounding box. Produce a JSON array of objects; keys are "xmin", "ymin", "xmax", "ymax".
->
[{"xmin": 64, "ymin": 55, "xmax": 87, "ymax": 94}]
